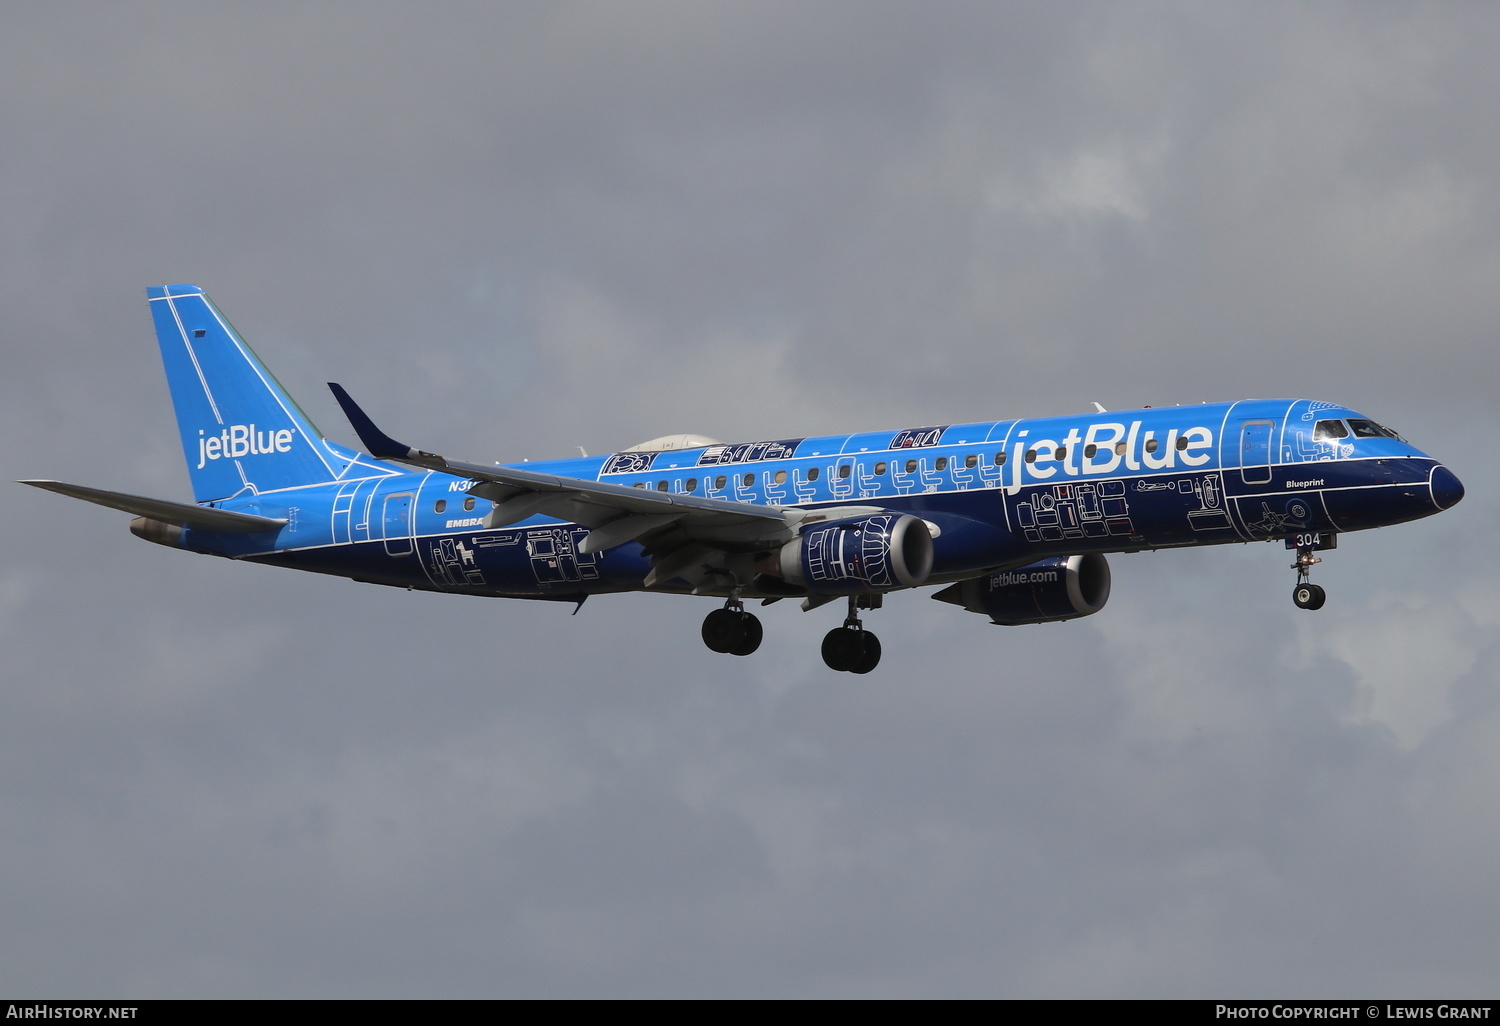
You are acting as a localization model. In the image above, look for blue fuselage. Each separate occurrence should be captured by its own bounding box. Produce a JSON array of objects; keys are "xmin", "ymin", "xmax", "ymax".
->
[{"xmin": 177, "ymin": 398, "xmax": 1461, "ymax": 601}]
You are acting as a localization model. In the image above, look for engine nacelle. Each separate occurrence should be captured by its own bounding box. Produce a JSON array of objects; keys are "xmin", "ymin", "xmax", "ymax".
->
[
  {"xmin": 934, "ymin": 553, "xmax": 1111, "ymax": 625},
  {"xmin": 777, "ymin": 513, "xmax": 934, "ymax": 594},
  {"xmin": 129, "ymin": 516, "xmax": 184, "ymax": 548}
]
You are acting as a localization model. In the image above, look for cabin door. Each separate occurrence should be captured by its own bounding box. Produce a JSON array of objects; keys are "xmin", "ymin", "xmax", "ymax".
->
[
  {"xmin": 382, "ymin": 492, "xmax": 414, "ymax": 556},
  {"xmin": 1239, "ymin": 421, "xmax": 1274, "ymax": 486}
]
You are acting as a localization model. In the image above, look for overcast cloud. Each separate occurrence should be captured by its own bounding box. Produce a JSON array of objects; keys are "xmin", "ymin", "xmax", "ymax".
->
[{"xmin": 3, "ymin": 1, "xmax": 1499, "ymax": 997}]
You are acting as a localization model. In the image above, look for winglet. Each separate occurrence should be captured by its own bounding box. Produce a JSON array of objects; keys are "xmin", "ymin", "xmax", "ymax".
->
[{"xmin": 327, "ymin": 383, "xmax": 444, "ymax": 463}]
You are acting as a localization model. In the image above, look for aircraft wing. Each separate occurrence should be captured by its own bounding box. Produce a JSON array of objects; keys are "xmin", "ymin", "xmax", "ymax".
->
[
  {"xmin": 329, "ymin": 384, "xmax": 881, "ymax": 587},
  {"xmin": 19, "ymin": 480, "xmax": 288, "ymax": 533}
]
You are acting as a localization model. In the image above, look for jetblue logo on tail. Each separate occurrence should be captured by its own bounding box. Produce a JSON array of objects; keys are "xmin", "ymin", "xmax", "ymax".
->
[{"xmin": 196, "ymin": 425, "xmax": 294, "ymax": 468}]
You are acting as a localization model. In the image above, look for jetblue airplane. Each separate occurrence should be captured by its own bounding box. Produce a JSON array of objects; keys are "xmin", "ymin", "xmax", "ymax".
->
[{"xmin": 23, "ymin": 285, "xmax": 1465, "ymax": 673}]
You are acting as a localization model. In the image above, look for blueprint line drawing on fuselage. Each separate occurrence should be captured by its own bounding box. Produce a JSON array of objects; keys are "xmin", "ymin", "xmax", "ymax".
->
[{"xmin": 21, "ymin": 285, "xmax": 1466, "ymax": 674}]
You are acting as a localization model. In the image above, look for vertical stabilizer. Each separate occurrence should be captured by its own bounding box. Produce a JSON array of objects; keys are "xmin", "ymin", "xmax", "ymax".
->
[{"xmin": 147, "ymin": 285, "xmax": 346, "ymax": 501}]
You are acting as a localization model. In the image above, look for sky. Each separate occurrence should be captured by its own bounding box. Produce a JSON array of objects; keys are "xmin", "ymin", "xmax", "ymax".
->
[{"xmin": 3, "ymin": 1, "xmax": 1499, "ymax": 998}]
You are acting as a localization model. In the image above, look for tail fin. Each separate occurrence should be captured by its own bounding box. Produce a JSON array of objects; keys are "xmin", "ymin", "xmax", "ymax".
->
[{"xmin": 147, "ymin": 284, "xmax": 346, "ymax": 501}]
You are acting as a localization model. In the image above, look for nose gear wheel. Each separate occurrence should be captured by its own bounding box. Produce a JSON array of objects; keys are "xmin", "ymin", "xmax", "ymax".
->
[
  {"xmin": 1290, "ymin": 543, "xmax": 1327, "ymax": 610},
  {"xmin": 1293, "ymin": 582, "xmax": 1326, "ymax": 610}
]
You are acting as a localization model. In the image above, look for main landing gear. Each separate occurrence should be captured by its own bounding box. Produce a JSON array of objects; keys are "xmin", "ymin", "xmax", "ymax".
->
[
  {"xmin": 821, "ymin": 596, "xmax": 882, "ymax": 674},
  {"xmin": 1291, "ymin": 542, "xmax": 1326, "ymax": 610},
  {"xmin": 701, "ymin": 596, "xmax": 763, "ymax": 656},
  {"xmin": 699, "ymin": 592, "xmax": 883, "ymax": 672}
]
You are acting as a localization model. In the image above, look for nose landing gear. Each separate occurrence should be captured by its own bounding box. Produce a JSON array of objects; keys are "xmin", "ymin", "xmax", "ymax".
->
[
  {"xmin": 702, "ymin": 594, "xmax": 763, "ymax": 656},
  {"xmin": 1291, "ymin": 542, "xmax": 1326, "ymax": 610},
  {"xmin": 821, "ymin": 596, "xmax": 882, "ymax": 674}
]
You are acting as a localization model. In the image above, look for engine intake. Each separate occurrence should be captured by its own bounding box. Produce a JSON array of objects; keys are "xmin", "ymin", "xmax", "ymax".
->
[
  {"xmin": 934, "ymin": 553, "xmax": 1111, "ymax": 625},
  {"xmin": 778, "ymin": 513, "xmax": 933, "ymax": 593}
]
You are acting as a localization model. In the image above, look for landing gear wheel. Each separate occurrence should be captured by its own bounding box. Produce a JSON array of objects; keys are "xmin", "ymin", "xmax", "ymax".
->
[
  {"xmin": 729, "ymin": 613, "xmax": 762, "ymax": 656},
  {"xmin": 823, "ymin": 595, "xmax": 886, "ymax": 673},
  {"xmin": 703, "ymin": 607, "xmax": 763, "ymax": 655},
  {"xmin": 821, "ymin": 627, "xmax": 880, "ymax": 672},
  {"xmin": 822, "ymin": 627, "xmax": 862, "ymax": 672},
  {"xmin": 1293, "ymin": 583, "xmax": 1326, "ymax": 610},
  {"xmin": 702, "ymin": 608, "xmax": 740, "ymax": 653}
]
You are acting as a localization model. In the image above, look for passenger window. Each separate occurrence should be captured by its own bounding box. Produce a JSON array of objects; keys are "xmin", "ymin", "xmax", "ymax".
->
[
  {"xmin": 1114, "ymin": 442, "xmax": 1126, "ymax": 456},
  {"xmin": 1144, "ymin": 439, "xmax": 1159, "ymax": 454},
  {"xmin": 1175, "ymin": 436, "xmax": 1189, "ymax": 450},
  {"xmin": 434, "ymin": 499, "xmax": 447, "ymax": 513},
  {"xmin": 838, "ymin": 464, "xmax": 851, "ymax": 479},
  {"xmin": 808, "ymin": 467, "xmax": 820, "ymax": 482},
  {"xmin": 1025, "ymin": 449, "xmax": 1037, "ymax": 464},
  {"xmin": 874, "ymin": 462, "xmax": 887, "ymax": 475},
  {"xmin": 1055, "ymin": 446, "xmax": 1066, "ymax": 461},
  {"xmin": 743, "ymin": 473, "xmax": 754, "ymax": 488},
  {"xmin": 463, "ymin": 497, "xmax": 475, "ymax": 511},
  {"xmin": 1084, "ymin": 444, "xmax": 1097, "ymax": 458},
  {"xmin": 633, "ymin": 482, "xmax": 645, "ymax": 489},
  {"xmin": 905, "ymin": 459, "xmax": 917, "ymax": 473},
  {"xmin": 656, "ymin": 480, "xmax": 669, "ymax": 491},
  {"xmin": 935, "ymin": 456, "xmax": 948, "ymax": 471},
  {"xmin": 965, "ymin": 454, "xmax": 978, "ymax": 469},
  {"xmin": 994, "ymin": 452, "xmax": 1007, "ymax": 466},
  {"xmin": 686, "ymin": 478, "xmax": 698, "ymax": 492},
  {"xmin": 774, "ymin": 470, "xmax": 787, "ymax": 484},
  {"xmin": 715, "ymin": 476, "xmax": 726, "ymax": 489}
]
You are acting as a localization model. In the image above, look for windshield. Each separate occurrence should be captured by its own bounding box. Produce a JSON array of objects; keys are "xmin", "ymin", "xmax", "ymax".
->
[{"xmin": 1347, "ymin": 418, "xmax": 1403, "ymax": 441}]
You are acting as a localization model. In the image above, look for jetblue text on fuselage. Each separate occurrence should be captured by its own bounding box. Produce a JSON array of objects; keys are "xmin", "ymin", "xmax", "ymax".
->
[{"xmin": 1011, "ymin": 421, "xmax": 1213, "ymax": 481}]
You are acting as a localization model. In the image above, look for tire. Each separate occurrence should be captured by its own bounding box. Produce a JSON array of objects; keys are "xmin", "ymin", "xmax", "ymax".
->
[
  {"xmin": 729, "ymin": 613, "xmax": 763, "ymax": 656},
  {"xmin": 1293, "ymin": 583, "xmax": 1326, "ymax": 610},
  {"xmin": 850, "ymin": 631, "xmax": 881, "ymax": 674},
  {"xmin": 821, "ymin": 627, "xmax": 860, "ymax": 671},
  {"xmin": 702, "ymin": 608, "xmax": 741, "ymax": 652}
]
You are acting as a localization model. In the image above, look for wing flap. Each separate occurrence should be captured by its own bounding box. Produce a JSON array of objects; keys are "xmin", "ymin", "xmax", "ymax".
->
[{"xmin": 578, "ymin": 513, "xmax": 685, "ymax": 554}]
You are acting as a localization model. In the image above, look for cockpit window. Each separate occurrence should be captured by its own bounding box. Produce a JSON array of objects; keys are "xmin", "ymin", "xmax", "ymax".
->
[
  {"xmin": 1348, "ymin": 419, "xmax": 1402, "ymax": 440},
  {"xmin": 1313, "ymin": 419, "xmax": 1349, "ymax": 441}
]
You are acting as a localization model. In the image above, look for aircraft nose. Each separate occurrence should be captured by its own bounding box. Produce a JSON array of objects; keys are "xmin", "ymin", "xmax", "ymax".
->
[{"xmin": 1431, "ymin": 465, "xmax": 1465, "ymax": 510}]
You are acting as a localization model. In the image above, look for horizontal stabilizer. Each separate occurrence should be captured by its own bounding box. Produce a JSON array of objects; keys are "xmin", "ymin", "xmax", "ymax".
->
[{"xmin": 18, "ymin": 480, "xmax": 287, "ymax": 533}]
